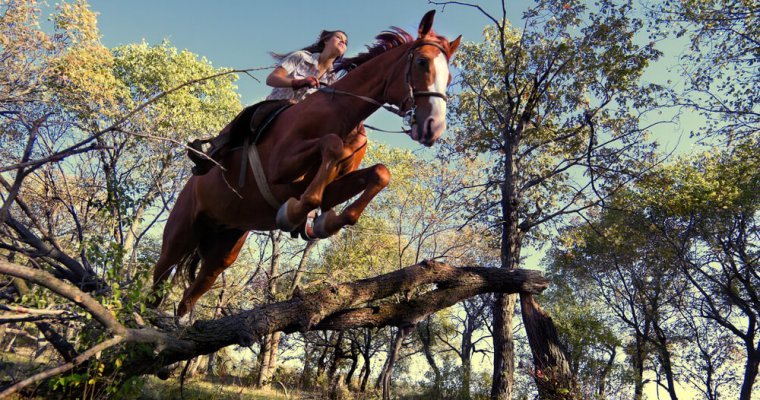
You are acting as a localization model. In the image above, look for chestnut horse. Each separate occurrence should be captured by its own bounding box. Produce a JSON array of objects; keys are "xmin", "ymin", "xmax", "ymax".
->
[{"xmin": 152, "ymin": 11, "xmax": 461, "ymax": 316}]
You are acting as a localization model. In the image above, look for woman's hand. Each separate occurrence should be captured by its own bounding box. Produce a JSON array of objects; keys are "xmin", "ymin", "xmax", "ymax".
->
[{"xmin": 290, "ymin": 76, "xmax": 319, "ymax": 89}]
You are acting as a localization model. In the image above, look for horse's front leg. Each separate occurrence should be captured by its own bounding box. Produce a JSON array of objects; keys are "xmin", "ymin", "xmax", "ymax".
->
[
  {"xmin": 310, "ymin": 163, "xmax": 391, "ymax": 238},
  {"xmin": 276, "ymin": 133, "xmax": 357, "ymax": 231}
]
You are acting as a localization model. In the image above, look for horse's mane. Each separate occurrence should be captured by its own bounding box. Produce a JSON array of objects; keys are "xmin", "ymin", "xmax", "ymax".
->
[{"xmin": 335, "ymin": 27, "xmax": 414, "ymax": 74}]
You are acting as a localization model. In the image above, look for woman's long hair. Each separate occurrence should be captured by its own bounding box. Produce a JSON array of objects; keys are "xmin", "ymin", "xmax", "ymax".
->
[{"xmin": 270, "ymin": 30, "xmax": 347, "ymax": 62}]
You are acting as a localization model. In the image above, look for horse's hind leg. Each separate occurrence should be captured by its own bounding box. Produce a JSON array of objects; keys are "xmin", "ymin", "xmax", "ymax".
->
[
  {"xmin": 150, "ymin": 185, "xmax": 198, "ymax": 308},
  {"xmin": 177, "ymin": 229, "xmax": 249, "ymax": 316},
  {"xmin": 311, "ymin": 164, "xmax": 391, "ymax": 238}
]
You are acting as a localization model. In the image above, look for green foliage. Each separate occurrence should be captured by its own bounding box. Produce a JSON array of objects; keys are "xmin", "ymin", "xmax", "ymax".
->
[
  {"xmin": 111, "ymin": 40, "xmax": 240, "ymax": 136},
  {"xmin": 446, "ymin": 0, "xmax": 661, "ymax": 247},
  {"xmin": 549, "ymin": 138, "xmax": 758, "ymax": 397}
]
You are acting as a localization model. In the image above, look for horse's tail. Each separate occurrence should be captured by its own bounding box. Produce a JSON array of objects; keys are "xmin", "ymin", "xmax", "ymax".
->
[{"xmin": 174, "ymin": 249, "xmax": 201, "ymax": 286}]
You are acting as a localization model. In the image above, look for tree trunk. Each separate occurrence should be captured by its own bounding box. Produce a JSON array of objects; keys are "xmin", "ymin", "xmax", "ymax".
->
[
  {"xmin": 257, "ymin": 232, "xmax": 283, "ymax": 387},
  {"xmin": 0, "ymin": 258, "xmax": 549, "ymax": 383},
  {"xmin": 317, "ymin": 331, "xmax": 337, "ymax": 378},
  {"xmin": 418, "ymin": 321, "xmax": 442, "ymax": 394},
  {"xmin": 378, "ymin": 326, "xmax": 412, "ymax": 400},
  {"xmin": 740, "ymin": 345, "xmax": 759, "ymax": 400},
  {"xmin": 344, "ymin": 341, "xmax": 359, "ymax": 388},
  {"xmin": 359, "ymin": 363, "xmax": 370, "ymax": 392},
  {"xmin": 461, "ymin": 318, "xmax": 473, "ymax": 400},
  {"xmin": 597, "ymin": 347, "xmax": 615, "ymax": 397},
  {"xmin": 360, "ymin": 329, "xmax": 373, "ymax": 392},
  {"xmin": 493, "ymin": 152, "xmax": 521, "ymax": 400},
  {"xmin": 491, "ymin": 294, "xmax": 516, "ymax": 400},
  {"xmin": 299, "ymin": 335, "xmax": 313, "ymax": 389},
  {"xmin": 256, "ymin": 334, "xmax": 272, "ymax": 387},
  {"xmin": 290, "ymin": 241, "xmax": 315, "ymax": 293},
  {"xmin": 206, "ymin": 352, "xmax": 216, "ymax": 380},
  {"xmin": 632, "ymin": 334, "xmax": 646, "ymax": 400},
  {"xmin": 327, "ymin": 331, "xmax": 345, "ymax": 381},
  {"xmin": 520, "ymin": 293, "xmax": 575, "ymax": 398},
  {"xmin": 268, "ymin": 332, "xmax": 281, "ymax": 378}
]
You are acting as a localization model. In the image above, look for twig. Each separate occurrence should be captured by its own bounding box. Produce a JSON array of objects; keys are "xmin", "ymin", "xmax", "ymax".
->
[
  {"xmin": 0, "ymin": 314, "xmax": 77, "ymax": 324},
  {"xmin": 0, "ymin": 67, "xmax": 270, "ymax": 174},
  {"xmin": 0, "ymin": 304, "xmax": 67, "ymax": 315},
  {"xmin": 276, "ymin": 380, "xmax": 290, "ymax": 399},
  {"xmin": 112, "ymin": 128, "xmax": 227, "ymax": 172}
]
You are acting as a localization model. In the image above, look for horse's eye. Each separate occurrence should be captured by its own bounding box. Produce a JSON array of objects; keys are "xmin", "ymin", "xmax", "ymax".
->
[{"xmin": 416, "ymin": 57, "xmax": 429, "ymax": 69}]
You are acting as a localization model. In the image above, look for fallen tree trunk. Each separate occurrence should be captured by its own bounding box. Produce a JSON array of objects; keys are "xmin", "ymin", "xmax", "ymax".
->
[{"xmin": 0, "ymin": 258, "xmax": 550, "ymax": 387}]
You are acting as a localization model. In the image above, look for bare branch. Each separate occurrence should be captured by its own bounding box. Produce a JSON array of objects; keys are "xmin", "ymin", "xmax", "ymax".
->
[
  {"xmin": 0, "ymin": 259, "xmax": 126, "ymax": 336},
  {"xmin": 0, "ymin": 336, "xmax": 124, "ymax": 398}
]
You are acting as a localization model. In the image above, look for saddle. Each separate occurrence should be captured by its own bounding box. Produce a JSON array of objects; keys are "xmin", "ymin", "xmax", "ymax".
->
[{"xmin": 188, "ymin": 99, "xmax": 294, "ymax": 176}]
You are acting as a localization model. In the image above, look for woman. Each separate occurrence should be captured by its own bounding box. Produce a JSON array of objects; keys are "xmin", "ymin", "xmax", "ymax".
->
[
  {"xmin": 265, "ymin": 30, "xmax": 349, "ymax": 240},
  {"xmin": 266, "ymin": 30, "xmax": 348, "ymax": 101}
]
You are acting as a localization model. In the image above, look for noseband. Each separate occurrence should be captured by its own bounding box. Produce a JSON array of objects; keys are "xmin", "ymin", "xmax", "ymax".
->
[
  {"xmin": 318, "ymin": 40, "xmax": 450, "ymax": 131},
  {"xmin": 398, "ymin": 41, "xmax": 450, "ymax": 127}
]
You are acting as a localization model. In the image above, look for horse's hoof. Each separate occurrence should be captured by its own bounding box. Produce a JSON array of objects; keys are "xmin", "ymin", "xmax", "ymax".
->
[
  {"xmin": 276, "ymin": 198, "xmax": 299, "ymax": 231},
  {"xmin": 176, "ymin": 300, "xmax": 192, "ymax": 318},
  {"xmin": 312, "ymin": 209, "xmax": 338, "ymax": 238}
]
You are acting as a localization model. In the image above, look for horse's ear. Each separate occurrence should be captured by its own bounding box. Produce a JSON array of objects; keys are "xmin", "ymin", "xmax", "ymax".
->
[
  {"xmin": 449, "ymin": 35, "xmax": 462, "ymax": 56},
  {"xmin": 418, "ymin": 10, "xmax": 435, "ymax": 38}
]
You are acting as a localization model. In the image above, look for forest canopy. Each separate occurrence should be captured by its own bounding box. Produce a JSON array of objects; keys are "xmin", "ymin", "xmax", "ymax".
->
[{"xmin": 0, "ymin": 1, "xmax": 757, "ymax": 399}]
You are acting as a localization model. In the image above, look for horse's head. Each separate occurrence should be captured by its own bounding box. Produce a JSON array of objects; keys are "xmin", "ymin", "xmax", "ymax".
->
[{"xmin": 400, "ymin": 10, "xmax": 461, "ymax": 147}]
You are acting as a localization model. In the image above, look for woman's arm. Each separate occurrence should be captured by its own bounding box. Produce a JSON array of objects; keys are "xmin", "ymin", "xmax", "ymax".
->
[{"xmin": 266, "ymin": 67, "xmax": 318, "ymax": 89}]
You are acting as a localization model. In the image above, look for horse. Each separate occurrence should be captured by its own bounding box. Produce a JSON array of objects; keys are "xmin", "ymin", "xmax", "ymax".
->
[{"xmin": 152, "ymin": 10, "xmax": 461, "ymax": 316}]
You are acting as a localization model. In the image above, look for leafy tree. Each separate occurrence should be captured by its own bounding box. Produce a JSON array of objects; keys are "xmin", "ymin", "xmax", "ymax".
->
[
  {"xmin": 550, "ymin": 138, "xmax": 759, "ymax": 399},
  {"xmin": 648, "ymin": 0, "xmax": 759, "ymax": 141},
  {"xmin": 0, "ymin": 1, "xmax": 242, "ymax": 396},
  {"xmin": 543, "ymin": 277, "xmax": 630, "ymax": 399},
  {"xmin": 640, "ymin": 140, "xmax": 759, "ymax": 399},
  {"xmin": 435, "ymin": 0, "xmax": 661, "ymax": 397},
  {"xmin": 549, "ymin": 200, "xmax": 687, "ymax": 400}
]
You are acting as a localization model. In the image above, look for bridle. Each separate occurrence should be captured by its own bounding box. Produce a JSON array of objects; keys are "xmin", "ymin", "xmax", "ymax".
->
[{"xmin": 318, "ymin": 40, "xmax": 450, "ymax": 132}]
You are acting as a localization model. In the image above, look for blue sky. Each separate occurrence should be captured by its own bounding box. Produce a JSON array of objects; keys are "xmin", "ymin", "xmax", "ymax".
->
[
  {"xmin": 85, "ymin": 0, "xmax": 534, "ymax": 148},
  {"xmin": 85, "ymin": 0, "xmax": 697, "ymax": 153},
  {"xmin": 88, "ymin": 0, "xmax": 522, "ymax": 104}
]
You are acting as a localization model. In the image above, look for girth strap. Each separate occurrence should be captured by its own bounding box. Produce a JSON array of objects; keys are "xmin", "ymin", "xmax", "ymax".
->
[{"xmin": 247, "ymin": 142, "xmax": 282, "ymax": 209}]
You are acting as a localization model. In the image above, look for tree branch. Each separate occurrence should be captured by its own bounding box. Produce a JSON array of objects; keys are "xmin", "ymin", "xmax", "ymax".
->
[{"xmin": 0, "ymin": 336, "xmax": 124, "ymax": 398}]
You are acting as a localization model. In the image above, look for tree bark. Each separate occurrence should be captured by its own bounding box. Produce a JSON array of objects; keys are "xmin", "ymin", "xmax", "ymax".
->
[
  {"xmin": 327, "ymin": 331, "xmax": 345, "ymax": 382},
  {"xmin": 316, "ymin": 331, "xmax": 336, "ymax": 378},
  {"xmin": 299, "ymin": 334, "xmax": 313, "ymax": 389},
  {"xmin": 360, "ymin": 329, "xmax": 373, "ymax": 392},
  {"xmin": 493, "ymin": 146, "xmax": 522, "ymax": 399},
  {"xmin": 632, "ymin": 333, "xmax": 646, "ymax": 400},
  {"xmin": 257, "ymin": 231, "xmax": 282, "ymax": 387},
  {"xmin": 520, "ymin": 293, "xmax": 576, "ymax": 398},
  {"xmin": 492, "ymin": 293, "xmax": 516, "ymax": 400},
  {"xmin": 0, "ymin": 258, "xmax": 549, "ymax": 380},
  {"xmin": 740, "ymin": 346, "xmax": 759, "ymax": 400},
  {"xmin": 344, "ymin": 341, "xmax": 359, "ymax": 388},
  {"xmin": 461, "ymin": 313, "xmax": 474, "ymax": 400},
  {"xmin": 378, "ymin": 326, "xmax": 412, "ymax": 400},
  {"xmin": 417, "ymin": 320, "xmax": 443, "ymax": 394}
]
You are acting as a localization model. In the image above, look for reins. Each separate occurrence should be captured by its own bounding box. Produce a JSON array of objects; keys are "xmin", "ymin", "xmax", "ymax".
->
[{"xmin": 317, "ymin": 40, "xmax": 450, "ymax": 134}]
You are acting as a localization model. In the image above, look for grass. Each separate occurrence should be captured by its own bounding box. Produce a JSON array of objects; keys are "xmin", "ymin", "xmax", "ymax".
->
[
  {"xmin": 1, "ymin": 350, "xmax": 295, "ymax": 400},
  {"xmin": 140, "ymin": 376, "xmax": 293, "ymax": 399}
]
